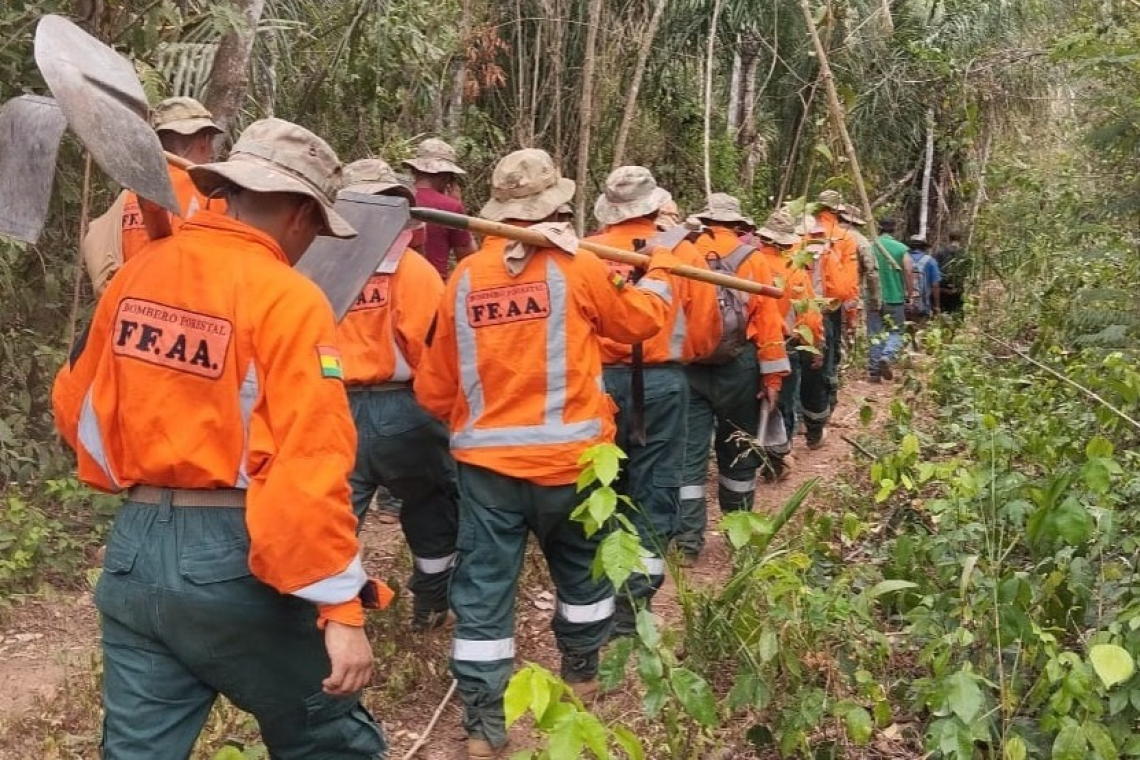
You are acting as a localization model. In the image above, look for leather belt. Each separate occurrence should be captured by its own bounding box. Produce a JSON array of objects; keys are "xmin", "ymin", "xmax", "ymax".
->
[
  {"xmin": 347, "ymin": 381, "xmax": 409, "ymax": 393},
  {"xmin": 127, "ymin": 485, "xmax": 246, "ymax": 509}
]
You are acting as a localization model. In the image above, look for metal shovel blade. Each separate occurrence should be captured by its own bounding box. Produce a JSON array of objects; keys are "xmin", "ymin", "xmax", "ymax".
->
[
  {"xmin": 295, "ymin": 193, "xmax": 411, "ymax": 321},
  {"xmin": 0, "ymin": 95, "xmax": 67, "ymax": 243},
  {"xmin": 757, "ymin": 398, "xmax": 789, "ymax": 449},
  {"xmin": 34, "ymin": 14, "xmax": 179, "ymax": 215}
]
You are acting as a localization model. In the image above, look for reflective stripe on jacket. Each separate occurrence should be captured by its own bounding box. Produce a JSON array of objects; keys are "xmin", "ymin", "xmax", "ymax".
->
[
  {"xmin": 337, "ymin": 248, "xmax": 443, "ymax": 385},
  {"xmin": 121, "ymin": 160, "xmax": 226, "ymax": 263},
  {"xmin": 414, "ymin": 234, "xmax": 671, "ymax": 485},
  {"xmin": 53, "ymin": 211, "xmax": 364, "ymax": 626},
  {"xmin": 588, "ymin": 217, "xmax": 720, "ymax": 365},
  {"xmin": 693, "ymin": 226, "xmax": 790, "ymax": 378}
]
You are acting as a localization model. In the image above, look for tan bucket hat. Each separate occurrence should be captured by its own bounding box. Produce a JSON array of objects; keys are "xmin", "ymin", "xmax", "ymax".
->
[
  {"xmin": 402, "ymin": 138, "xmax": 466, "ymax": 176},
  {"xmin": 189, "ymin": 118, "xmax": 356, "ymax": 238},
  {"xmin": 479, "ymin": 149, "xmax": 576, "ymax": 222},
  {"xmin": 151, "ymin": 96, "xmax": 222, "ymax": 136},
  {"xmin": 341, "ymin": 158, "xmax": 415, "ymax": 203},
  {"xmin": 757, "ymin": 209, "xmax": 800, "ymax": 247},
  {"xmin": 837, "ymin": 203, "xmax": 866, "ymax": 226},
  {"xmin": 817, "ymin": 189, "xmax": 844, "ymax": 210},
  {"xmin": 594, "ymin": 166, "xmax": 672, "ymax": 226},
  {"xmin": 795, "ymin": 213, "xmax": 826, "ymax": 236},
  {"xmin": 695, "ymin": 192, "xmax": 754, "ymax": 226}
]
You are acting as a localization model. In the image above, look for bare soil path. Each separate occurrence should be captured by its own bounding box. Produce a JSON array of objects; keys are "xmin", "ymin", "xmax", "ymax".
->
[{"xmin": 0, "ymin": 376, "xmax": 893, "ymax": 759}]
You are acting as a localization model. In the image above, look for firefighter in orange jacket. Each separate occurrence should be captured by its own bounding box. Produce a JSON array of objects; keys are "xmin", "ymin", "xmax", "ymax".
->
[
  {"xmin": 335, "ymin": 158, "xmax": 459, "ymax": 631},
  {"xmin": 415, "ymin": 149, "xmax": 675, "ymax": 760},
  {"xmin": 53, "ymin": 119, "xmax": 386, "ymax": 759},
  {"xmin": 676, "ymin": 194, "xmax": 790, "ymax": 562},
  {"xmin": 756, "ymin": 210, "xmax": 830, "ymax": 463},
  {"xmin": 587, "ymin": 166, "xmax": 720, "ymax": 632}
]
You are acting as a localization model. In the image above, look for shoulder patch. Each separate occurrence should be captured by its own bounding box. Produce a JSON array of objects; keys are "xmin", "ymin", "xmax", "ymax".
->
[{"xmin": 316, "ymin": 345, "xmax": 344, "ymax": 379}]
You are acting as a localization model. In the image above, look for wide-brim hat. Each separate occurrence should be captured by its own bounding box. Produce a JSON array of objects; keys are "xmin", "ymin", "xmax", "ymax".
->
[
  {"xmin": 756, "ymin": 225, "xmax": 799, "ymax": 247},
  {"xmin": 837, "ymin": 203, "xmax": 866, "ymax": 226},
  {"xmin": 402, "ymin": 137, "xmax": 466, "ymax": 176},
  {"xmin": 151, "ymin": 96, "xmax": 223, "ymax": 137},
  {"xmin": 594, "ymin": 166, "xmax": 672, "ymax": 226},
  {"xmin": 190, "ymin": 119, "xmax": 355, "ymax": 239},
  {"xmin": 341, "ymin": 158, "xmax": 416, "ymax": 204},
  {"xmin": 480, "ymin": 148, "xmax": 577, "ymax": 223},
  {"xmin": 695, "ymin": 192, "xmax": 754, "ymax": 227},
  {"xmin": 795, "ymin": 214, "xmax": 826, "ymax": 236}
]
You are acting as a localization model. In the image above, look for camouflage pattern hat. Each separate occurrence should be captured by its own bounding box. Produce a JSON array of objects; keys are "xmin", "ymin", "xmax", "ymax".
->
[
  {"xmin": 150, "ymin": 96, "xmax": 222, "ymax": 136},
  {"xmin": 189, "ymin": 118, "xmax": 356, "ymax": 238},
  {"xmin": 341, "ymin": 158, "xmax": 415, "ymax": 203},
  {"xmin": 594, "ymin": 166, "xmax": 672, "ymax": 226},
  {"xmin": 656, "ymin": 199, "xmax": 682, "ymax": 230},
  {"xmin": 479, "ymin": 149, "xmax": 576, "ymax": 223},
  {"xmin": 757, "ymin": 209, "xmax": 800, "ymax": 247},
  {"xmin": 795, "ymin": 213, "xmax": 826, "ymax": 236},
  {"xmin": 837, "ymin": 203, "xmax": 866, "ymax": 226},
  {"xmin": 695, "ymin": 192, "xmax": 754, "ymax": 227},
  {"xmin": 817, "ymin": 189, "xmax": 844, "ymax": 210},
  {"xmin": 402, "ymin": 138, "xmax": 466, "ymax": 176}
]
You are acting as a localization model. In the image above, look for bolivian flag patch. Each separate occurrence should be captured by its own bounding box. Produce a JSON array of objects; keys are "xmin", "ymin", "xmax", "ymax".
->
[{"xmin": 316, "ymin": 346, "xmax": 344, "ymax": 380}]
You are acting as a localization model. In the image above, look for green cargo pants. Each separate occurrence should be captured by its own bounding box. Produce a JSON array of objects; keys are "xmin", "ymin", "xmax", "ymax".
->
[
  {"xmin": 450, "ymin": 463, "xmax": 614, "ymax": 748},
  {"xmin": 823, "ymin": 309, "xmax": 844, "ymax": 411},
  {"xmin": 677, "ymin": 350, "xmax": 760, "ymax": 556},
  {"xmin": 95, "ymin": 496, "xmax": 386, "ymax": 760},
  {"xmin": 603, "ymin": 364, "xmax": 687, "ymax": 628},
  {"xmin": 779, "ymin": 342, "xmax": 830, "ymax": 445},
  {"xmin": 348, "ymin": 386, "xmax": 459, "ymax": 620}
]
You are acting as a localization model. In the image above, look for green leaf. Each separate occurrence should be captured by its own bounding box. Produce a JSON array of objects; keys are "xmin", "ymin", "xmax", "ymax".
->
[
  {"xmin": 635, "ymin": 608, "xmax": 661, "ymax": 649},
  {"xmin": 728, "ymin": 672, "xmax": 771, "ymax": 711},
  {"xmin": 211, "ymin": 749, "xmax": 246, "ymax": 760},
  {"xmin": 505, "ymin": 667, "xmax": 537, "ymax": 726},
  {"xmin": 1053, "ymin": 724, "xmax": 1088, "ymax": 760},
  {"xmin": 669, "ymin": 667, "xmax": 718, "ymax": 727},
  {"xmin": 577, "ymin": 712, "xmax": 608, "ymax": 758},
  {"xmin": 757, "ymin": 627, "xmax": 779, "ymax": 664},
  {"xmin": 612, "ymin": 724, "xmax": 645, "ymax": 760},
  {"xmin": 842, "ymin": 706, "xmax": 874, "ymax": 746},
  {"xmin": 867, "ymin": 579, "xmax": 919, "ymax": 599},
  {"xmin": 859, "ymin": 403, "xmax": 873, "ymax": 426},
  {"xmin": 1004, "ymin": 735, "xmax": 1028, "ymax": 760},
  {"xmin": 599, "ymin": 637, "xmax": 633, "ymax": 691},
  {"xmin": 637, "ymin": 649, "xmax": 664, "ymax": 683},
  {"xmin": 585, "ymin": 443, "xmax": 624, "ymax": 486},
  {"xmin": 722, "ymin": 511, "xmax": 756, "ymax": 549},
  {"xmin": 1083, "ymin": 720, "xmax": 1118, "ymax": 760},
  {"xmin": 586, "ymin": 487, "xmax": 618, "ymax": 528},
  {"xmin": 547, "ymin": 712, "xmax": 586, "ymax": 760},
  {"xmin": 1086, "ymin": 436, "xmax": 1114, "ymax": 459},
  {"xmin": 642, "ymin": 679, "xmax": 669, "ymax": 717},
  {"xmin": 944, "ymin": 670, "xmax": 983, "ymax": 723},
  {"xmin": 595, "ymin": 530, "xmax": 644, "ymax": 588},
  {"xmin": 1090, "ymin": 644, "xmax": 1135, "ymax": 690}
]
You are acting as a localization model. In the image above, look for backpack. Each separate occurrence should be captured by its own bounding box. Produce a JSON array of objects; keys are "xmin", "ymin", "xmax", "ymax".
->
[
  {"xmin": 697, "ymin": 243, "xmax": 756, "ymax": 365},
  {"xmin": 81, "ymin": 190, "xmax": 129, "ymax": 295},
  {"xmin": 909, "ymin": 252, "xmax": 934, "ymax": 315}
]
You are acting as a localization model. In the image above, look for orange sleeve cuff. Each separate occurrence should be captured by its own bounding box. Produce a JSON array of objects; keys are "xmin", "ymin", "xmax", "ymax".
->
[{"xmin": 317, "ymin": 599, "xmax": 365, "ymax": 629}]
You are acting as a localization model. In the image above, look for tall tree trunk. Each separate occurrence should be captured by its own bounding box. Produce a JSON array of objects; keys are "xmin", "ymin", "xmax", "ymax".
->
[
  {"xmin": 612, "ymin": 0, "xmax": 668, "ymax": 169},
  {"xmin": 738, "ymin": 38, "xmax": 762, "ymax": 190},
  {"xmin": 919, "ymin": 106, "xmax": 935, "ymax": 238},
  {"xmin": 702, "ymin": 0, "xmax": 724, "ymax": 200},
  {"xmin": 204, "ymin": 0, "xmax": 267, "ymax": 134},
  {"xmin": 726, "ymin": 44, "xmax": 742, "ymax": 137},
  {"xmin": 445, "ymin": 0, "xmax": 472, "ymax": 138},
  {"xmin": 546, "ymin": 0, "xmax": 566, "ymax": 162},
  {"xmin": 574, "ymin": 0, "xmax": 605, "ymax": 235}
]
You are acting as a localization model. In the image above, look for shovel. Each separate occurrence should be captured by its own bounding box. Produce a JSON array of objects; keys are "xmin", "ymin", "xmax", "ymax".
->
[
  {"xmin": 757, "ymin": 398, "xmax": 789, "ymax": 450},
  {"xmin": 0, "ymin": 95, "xmax": 68, "ymax": 243}
]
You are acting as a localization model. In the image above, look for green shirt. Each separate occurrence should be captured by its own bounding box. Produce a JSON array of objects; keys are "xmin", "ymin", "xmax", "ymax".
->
[{"xmin": 875, "ymin": 235, "xmax": 909, "ymax": 304}]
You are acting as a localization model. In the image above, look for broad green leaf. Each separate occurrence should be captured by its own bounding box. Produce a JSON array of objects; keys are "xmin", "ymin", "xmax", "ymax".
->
[
  {"xmin": 1086, "ymin": 436, "xmax": 1114, "ymax": 459},
  {"xmin": 637, "ymin": 650, "xmax": 663, "ymax": 683},
  {"xmin": 595, "ymin": 530, "xmax": 643, "ymax": 588},
  {"xmin": 586, "ymin": 487, "xmax": 617, "ymax": 528},
  {"xmin": 577, "ymin": 712, "xmax": 608, "ymax": 758},
  {"xmin": 635, "ymin": 608, "xmax": 661, "ymax": 649},
  {"xmin": 728, "ymin": 672, "xmax": 772, "ymax": 711},
  {"xmin": 599, "ymin": 637, "xmax": 633, "ymax": 690},
  {"xmin": 1089, "ymin": 644, "xmax": 1135, "ymax": 689},
  {"xmin": 642, "ymin": 679, "xmax": 669, "ymax": 717},
  {"xmin": 1083, "ymin": 459, "xmax": 1112, "ymax": 493},
  {"xmin": 1053, "ymin": 499, "xmax": 1094, "ymax": 545},
  {"xmin": 1052, "ymin": 724, "xmax": 1088, "ymax": 760},
  {"xmin": 944, "ymin": 670, "xmax": 983, "ymax": 723},
  {"xmin": 722, "ymin": 511, "xmax": 755, "ymax": 549},
  {"xmin": 211, "ymin": 749, "xmax": 246, "ymax": 760},
  {"xmin": 900, "ymin": 433, "xmax": 920, "ymax": 457},
  {"xmin": 1004, "ymin": 735, "xmax": 1028, "ymax": 760},
  {"xmin": 669, "ymin": 667, "xmax": 718, "ymax": 727},
  {"xmin": 1083, "ymin": 720, "xmax": 1118, "ymax": 760},
  {"xmin": 547, "ymin": 712, "xmax": 586, "ymax": 760},
  {"xmin": 867, "ymin": 579, "xmax": 919, "ymax": 599},
  {"xmin": 612, "ymin": 724, "xmax": 645, "ymax": 760},
  {"xmin": 505, "ymin": 667, "xmax": 537, "ymax": 726},
  {"xmin": 842, "ymin": 705, "xmax": 874, "ymax": 746},
  {"xmin": 757, "ymin": 627, "xmax": 780, "ymax": 663}
]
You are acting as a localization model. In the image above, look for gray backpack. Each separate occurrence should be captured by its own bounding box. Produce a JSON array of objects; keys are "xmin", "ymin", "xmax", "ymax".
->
[{"xmin": 697, "ymin": 243, "xmax": 756, "ymax": 365}]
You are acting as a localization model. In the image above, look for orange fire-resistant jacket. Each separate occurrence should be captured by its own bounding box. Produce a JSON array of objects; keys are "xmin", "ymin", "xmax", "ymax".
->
[
  {"xmin": 121, "ymin": 159, "xmax": 225, "ymax": 263},
  {"xmin": 414, "ymin": 233, "xmax": 673, "ymax": 485},
  {"xmin": 53, "ymin": 211, "xmax": 365, "ymax": 627},
  {"xmin": 587, "ymin": 217, "xmax": 720, "ymax": 365},
  {"xmin": 816, "ymin": 209, "xmax": 860, "ymax": 304},
  {"xmin": 758, "ymin": 241, "xmax": 825, "ymax": 349},
  {"xmin": 337, "ymin": 247, "xmax": 443, "ymax": 385},
  {"xmin": 692, "ymin": 226, "xmax": 790, "ymax": 390}
]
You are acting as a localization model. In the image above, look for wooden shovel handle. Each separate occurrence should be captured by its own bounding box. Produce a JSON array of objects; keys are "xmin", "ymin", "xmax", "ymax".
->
[{"xmin": 411, "ymin": 208, "xmax": 783, "ymax": 299}]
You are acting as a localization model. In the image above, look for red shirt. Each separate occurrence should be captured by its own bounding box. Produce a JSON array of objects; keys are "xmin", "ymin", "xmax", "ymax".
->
[{"xmin": 414, "ymin": 187, "xmax": 474, "ymax": 278}]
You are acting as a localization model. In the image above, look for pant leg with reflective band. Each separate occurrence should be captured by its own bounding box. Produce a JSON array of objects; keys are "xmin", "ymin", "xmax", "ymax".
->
[
  {"xmin": 677, "ymin": 363, "xmax": 717, "ymax": 556},
  {"xmin": 348, "ymin": 388, "xmax": 458, "ymax": 615},
  {"xmin": 604, "ymin": 364, "xmax": 687, "ymax": 605},
  {"xmin": 822, "ymin": 309, "xmax": 844, "ymax": 410},
  {"xmin": 450, "ymin": 463, "xmax": 611, "ymax": 748},
  {"xmin": 96, "ymin": 499, "xmax": 386, "ymax": 760},
  {"xmin": 776, "ymin": 345, "xmax": 804, "ymax": 448},
  {"xmin": 710, "ymin": 350, "xmax": 762, "ymax": 512}
]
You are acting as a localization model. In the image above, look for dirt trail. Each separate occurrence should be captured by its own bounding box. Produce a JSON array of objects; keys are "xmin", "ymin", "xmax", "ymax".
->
[{"xmin": 0, "ymin": 377, "xmax": 892, "ymax": 759}]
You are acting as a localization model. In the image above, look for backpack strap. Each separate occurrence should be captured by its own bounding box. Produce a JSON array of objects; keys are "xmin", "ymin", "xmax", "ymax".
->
[
  {"xmin": 643, "ymin": 225, "xmax": 690, "ymax": 253},
  {"xmin": 721, "ymin": 243, "xmax": 756, "ymax": 273}
]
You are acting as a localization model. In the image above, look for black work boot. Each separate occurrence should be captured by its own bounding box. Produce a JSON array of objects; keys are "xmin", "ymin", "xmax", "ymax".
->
[{"xmin": 561, "ymin": 650, "xmax": 600, "ymax": 701}]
